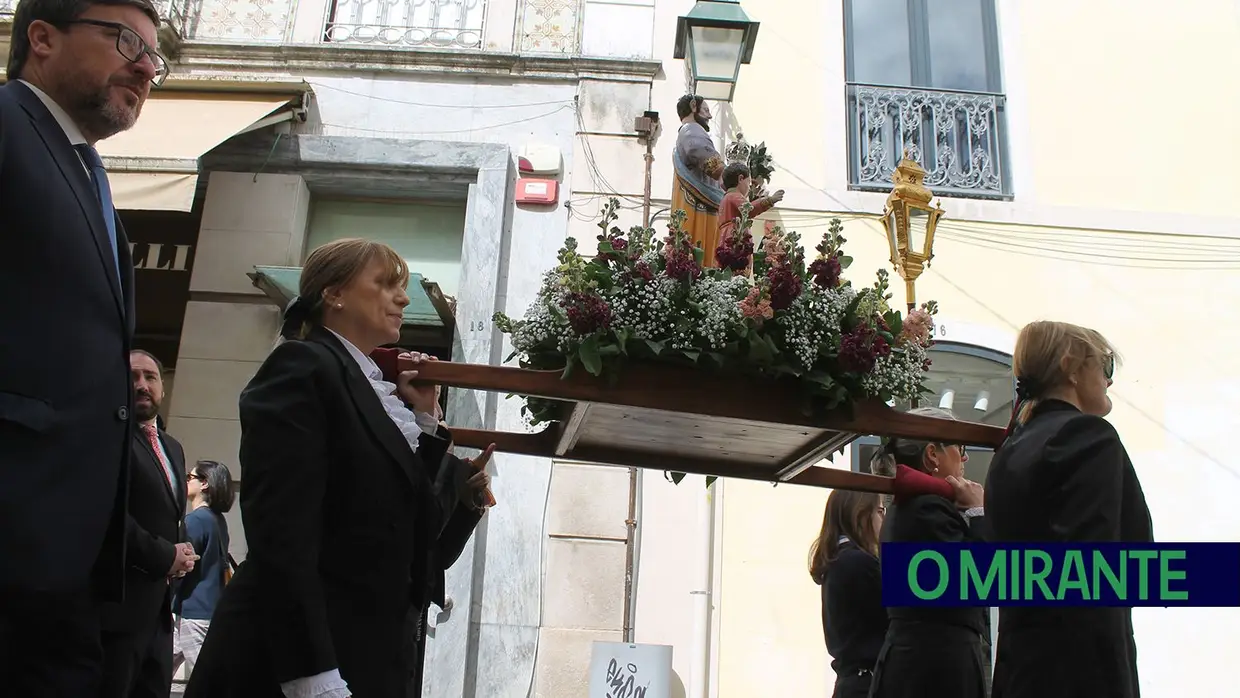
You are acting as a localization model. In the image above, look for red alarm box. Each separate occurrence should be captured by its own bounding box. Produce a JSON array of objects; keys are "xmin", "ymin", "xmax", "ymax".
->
[{"xmin": 516, "ymin": 177, "xmax": 559, "ymax": 205}]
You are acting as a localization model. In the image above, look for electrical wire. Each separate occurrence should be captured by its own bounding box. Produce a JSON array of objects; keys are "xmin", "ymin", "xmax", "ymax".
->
[
  {"xmin": 311, "ymin": 81, "xmax": 576, "ymax": 109},
  {"xmin": 765, "ymin": 159, "xmax": 1240, "ymax": 480},
  {"xmin": 318, "ymin": 104, "xmax": 573, "ymax": 136}
]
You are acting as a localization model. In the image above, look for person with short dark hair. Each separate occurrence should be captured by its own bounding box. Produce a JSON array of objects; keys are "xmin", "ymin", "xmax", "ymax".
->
[
  {"xmin": 0, "ymin": 1, "xmax": 167, "ymax": 694},
  {"xmin": 173, "ymin": 460, "xmax": 236, "ymax": 680},
  {"xmin": 97, "ymin": 350, "xmax": 194, "ymax": 698}
]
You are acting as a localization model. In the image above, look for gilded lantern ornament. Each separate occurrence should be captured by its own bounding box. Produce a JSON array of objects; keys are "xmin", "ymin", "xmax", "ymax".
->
[{"xmin": 881, "ymin": 153, "xmax": 944, "ymax": 312}]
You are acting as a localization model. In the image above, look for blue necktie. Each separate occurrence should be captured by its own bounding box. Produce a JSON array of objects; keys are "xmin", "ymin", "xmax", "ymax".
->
[{"xmin": 74, "ymin": 143, "xmax": 121, "ymax": 287}]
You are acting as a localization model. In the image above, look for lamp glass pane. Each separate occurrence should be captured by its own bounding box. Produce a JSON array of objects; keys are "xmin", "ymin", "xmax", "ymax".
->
[
  {"xmin": 689, "ymin": 26, "xmax": 746, "ymax": 80},
  {"xmin": 694, "ymin": 80, "xmax": 735, "ymax": 101},
  {"xmin": 908, "ymin": 206, "xmax": 930, "ymax": 257},
  {"xmin": 885, "ymin": 210, "xmax": 900, "ymax": 258}
]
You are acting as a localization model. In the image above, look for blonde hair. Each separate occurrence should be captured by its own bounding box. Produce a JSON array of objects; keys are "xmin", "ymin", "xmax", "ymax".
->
[
  {"xmin": 1012, "ymin": 320, "xmax": 1119, "ymax": 426},
  {"xmin": 279, "ymin": 238, "xmax": 409, "ymax": 342}
]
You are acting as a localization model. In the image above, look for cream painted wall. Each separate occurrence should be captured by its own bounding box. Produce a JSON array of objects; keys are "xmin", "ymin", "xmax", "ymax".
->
[
  {"xmin": 622, "ymin": 1, "xmax": 1240, "ymax": 697},
  {"xmin": 647, "ymin": 0, "xmax": 1240, "ymax": 238},
  {"xmin": 708, "ymin": 217, "xmax": 1240, "ymax": 697}
]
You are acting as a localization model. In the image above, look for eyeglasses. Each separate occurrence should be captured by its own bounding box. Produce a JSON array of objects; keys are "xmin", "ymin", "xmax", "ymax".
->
[
  {"xmin": 61, "ymin": 19, "xmax": 170, "ymax": 87},
  {"xmin": 186, "ymin": 473, "xmax": 203, "ymax": 482}
]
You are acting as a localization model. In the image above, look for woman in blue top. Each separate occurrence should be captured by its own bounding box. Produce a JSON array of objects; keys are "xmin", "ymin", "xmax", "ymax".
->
[{"xmin": 173, "ymin": 459, "xmax": 235, "ymax": 678}]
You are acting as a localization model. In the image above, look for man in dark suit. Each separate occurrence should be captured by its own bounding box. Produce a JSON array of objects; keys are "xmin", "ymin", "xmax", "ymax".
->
[
  {"xmin": 0, "ymin": 1, "xmax": 165, "ymax": 695},
  {"xmin": 100, "ymin": 350, "xmax": 197, "ymax": 698}
]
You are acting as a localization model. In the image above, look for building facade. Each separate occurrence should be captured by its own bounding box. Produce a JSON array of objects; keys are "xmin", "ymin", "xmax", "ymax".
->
[
  {"xmin": 4, "ymin": 0, "xmax": 1238, "ymax": 696},
  {"xmin": 629, "ymin": 2, "xmax": 1240, "ymax": 698},
  {"xmin": 4, "ymin": 0, "xmax": 664, "ymax": 695}
]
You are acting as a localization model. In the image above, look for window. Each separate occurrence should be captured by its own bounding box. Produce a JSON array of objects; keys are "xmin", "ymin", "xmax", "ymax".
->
[
  {"xmin": 850, "ymin": 341, "xmax": 1014, "ymax": 485},
  {"xmin": 854, "ymin": 341, "xmax": 1011, "ymax": 661},
  {"xmin": 323, "ymin": 0, "xmax": 486, "ymax": 49},
  {"xmin": 305, "ymin": 199, "xmax": 467, "ymax": 299},
  {"xmin": 844, "ymin": 0, "xmax": 1010, "ymax": 199}
]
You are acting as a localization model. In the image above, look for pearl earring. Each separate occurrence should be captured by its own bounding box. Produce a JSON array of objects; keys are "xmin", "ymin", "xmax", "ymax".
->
[{"xmin": 335, "ymin": 303, "xmax": 343, "ymax": 309}]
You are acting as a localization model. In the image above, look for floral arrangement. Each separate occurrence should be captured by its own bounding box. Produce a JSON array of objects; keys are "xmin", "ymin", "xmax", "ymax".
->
[{"xmin": 492, "ymin": 198, "xmax": 938, "ymax": 428}]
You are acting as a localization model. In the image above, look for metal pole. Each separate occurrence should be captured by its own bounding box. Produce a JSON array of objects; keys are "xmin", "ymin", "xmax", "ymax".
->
[
  {"xmin": 622, "ymin": 129, "xmax": 657, "ymax": 644},
  {"xmin": 906, "ymin": 275, "xmax": 918, "ymax": 407}
]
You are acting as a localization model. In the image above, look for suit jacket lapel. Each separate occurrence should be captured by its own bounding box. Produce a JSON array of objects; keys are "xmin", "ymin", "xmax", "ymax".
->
[
  {"xmin": 311, "ymin": 329, "xmax": 426, "ymax": 490},
  {"xmin": 8, "ymin": 82, "xmax": 126, "ymax": 319}
]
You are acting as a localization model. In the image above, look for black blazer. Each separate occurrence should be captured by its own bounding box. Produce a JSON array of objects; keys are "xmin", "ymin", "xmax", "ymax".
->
[
  {"xmin": 882, "ymin": 493, "xmax": 990, "ymax": 636},
  {"xmin": 822, "ymin": 541, "xmax": 887, "ymax": 677},
  {"xmin": 985, "ymin": 400, "xmax": 1153, "ymax": 698},
  {"xmin": 100, "ymin": 426, "xmax": 188, "ymax": 634},
  {"xmin": 0, "ymin": 80, "xmax": 135, "ymax": 600},
  {"xmin": 186, "ymin": 328, "xmax": 482, "ymax": 698}
]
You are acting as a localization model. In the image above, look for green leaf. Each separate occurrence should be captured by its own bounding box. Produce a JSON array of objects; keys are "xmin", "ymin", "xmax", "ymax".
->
[
  {"xmin": 681, "ymin": 349, "xmax": 701, "ymax": 363},
  {"xmin": 643, "ymin": 339, "xmax": 665, "ymax": 356},
  {"xmin": 667, "ymin": 471, "xmax": 687, "ymax": 485},
  {"xmin": 691, "ymin": 245, "xmax": 705, "ymax": 265},
  {"xmin": 615, "ymin": 328, "xmax": 631, "ymax": 353},
  {"xmin": 579, "ymin": 335, "xmax": 603, "ymax": 376},
  {"xmin": 705, "ymin": 352, "xmax": 727, "ymax": 369},
  {"xmin": 885, "ymin": 311, "xmax": 904, "ymax": 338},
  {"xmin": 504, "ymin": 349, "xmax": 519, "ymax": 363},
  {"xmin": 839, "ymin": 255, "xmax": 854, "ymax": 269},
  {"xmin": 748, "ymin": 336, "xmax": 775, "ymax": 364},
  {"xmin": 806, "ymin": 372, "xmax": 836, "ymax": 391},
  {"xmin": 706, "ymin": 476, "xmax": 718, "ymax": 488},
  {"xmin": 599, "ymin": 344, "xmax": 622, "ymax": 357},
  {"xmin": 561, "ymin": 356, "xmax": 576, "ymax": 379}
]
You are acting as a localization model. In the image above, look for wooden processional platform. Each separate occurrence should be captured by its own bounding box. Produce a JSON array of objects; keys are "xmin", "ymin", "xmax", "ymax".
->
[{"xmin": 402, "ymin": 359, "xmax": 1007, "ymax": 495}]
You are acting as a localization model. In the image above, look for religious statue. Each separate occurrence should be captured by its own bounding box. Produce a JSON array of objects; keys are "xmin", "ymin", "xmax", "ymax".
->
[
  {"xmin": 671, "ymin": 94, "xmax": 726, "ymax": 267},
  {"xmin": 715, "ymin": 135, "xmax": 784, "ymax": 275}
]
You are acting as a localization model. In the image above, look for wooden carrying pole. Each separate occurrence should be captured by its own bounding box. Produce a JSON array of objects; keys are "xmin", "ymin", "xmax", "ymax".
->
[{"xmin": 404, "ymin": 359, "xmax": 1007, "ymax": 494}]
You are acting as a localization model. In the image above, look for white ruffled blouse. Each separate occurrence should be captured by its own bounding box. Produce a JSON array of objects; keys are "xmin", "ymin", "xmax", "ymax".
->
[{"xmin": 329, "ymin": 329, "xmax": 441, "ymax": 451}]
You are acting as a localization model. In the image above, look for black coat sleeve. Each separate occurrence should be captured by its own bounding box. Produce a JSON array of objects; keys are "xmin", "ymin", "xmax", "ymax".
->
[
  {"xmin": 436, "ymin": 505, "xmax": 483, "ymax": 571},
  {"xmin": 124, "ymin": 512, "xmax": 177, "ymax": 580},
  {"xmin": 236, "ymin": 340, "xmax": 337, "ymax": 683},
  {"xmin": 1044, "ymin": 414, "xmax": 1126, "ymax": 542}
]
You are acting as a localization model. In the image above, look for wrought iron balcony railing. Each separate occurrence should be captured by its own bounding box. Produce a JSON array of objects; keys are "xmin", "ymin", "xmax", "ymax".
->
[
  {"xmin": 324, "ymin": 0, "xmax": 486, "ymax": 49},
  {"xmin": 846, "ymin": 82, "xmax": 1010, "ymax": 200}
]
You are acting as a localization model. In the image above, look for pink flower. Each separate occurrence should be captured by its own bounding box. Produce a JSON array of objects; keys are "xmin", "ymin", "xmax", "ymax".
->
[
  {"xmin": 761, "ymin": 235, "xmax": 787, "ymax": 264},
  {"xmin": 901, "ymin": 309, "xmax": 933, "ymax": 345},
  {"xmin": 739, "ymin": 286, "xmax": 774, "ymax": 323}
]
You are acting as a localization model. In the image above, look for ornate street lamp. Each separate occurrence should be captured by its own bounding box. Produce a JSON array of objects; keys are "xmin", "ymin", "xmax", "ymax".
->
[
  {"xmin": 881, "ymin": 153, "xmax": 945, "ymax": 313},
  {"xmin": 673, "ymin": 0, "xmax": 761, "ymax": 102}
]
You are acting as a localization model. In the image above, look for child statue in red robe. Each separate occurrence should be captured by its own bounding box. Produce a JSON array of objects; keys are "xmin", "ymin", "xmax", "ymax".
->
[{"xmin": 716, "ymin": 162, "xmax": 784, "ymax": 274}]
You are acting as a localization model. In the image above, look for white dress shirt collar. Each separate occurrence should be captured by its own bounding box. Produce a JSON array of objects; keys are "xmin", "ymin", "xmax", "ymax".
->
[
  {"xmin": 18, "ymin": 79, "xmax": 88, "ymax": 146},
  {"xmin": 323, "ymin": 329, "xmax": 439, "ymax": 454},
  {"xmin": 325, "ymin": 328, "xmax": 382, "ymax": 380}
]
